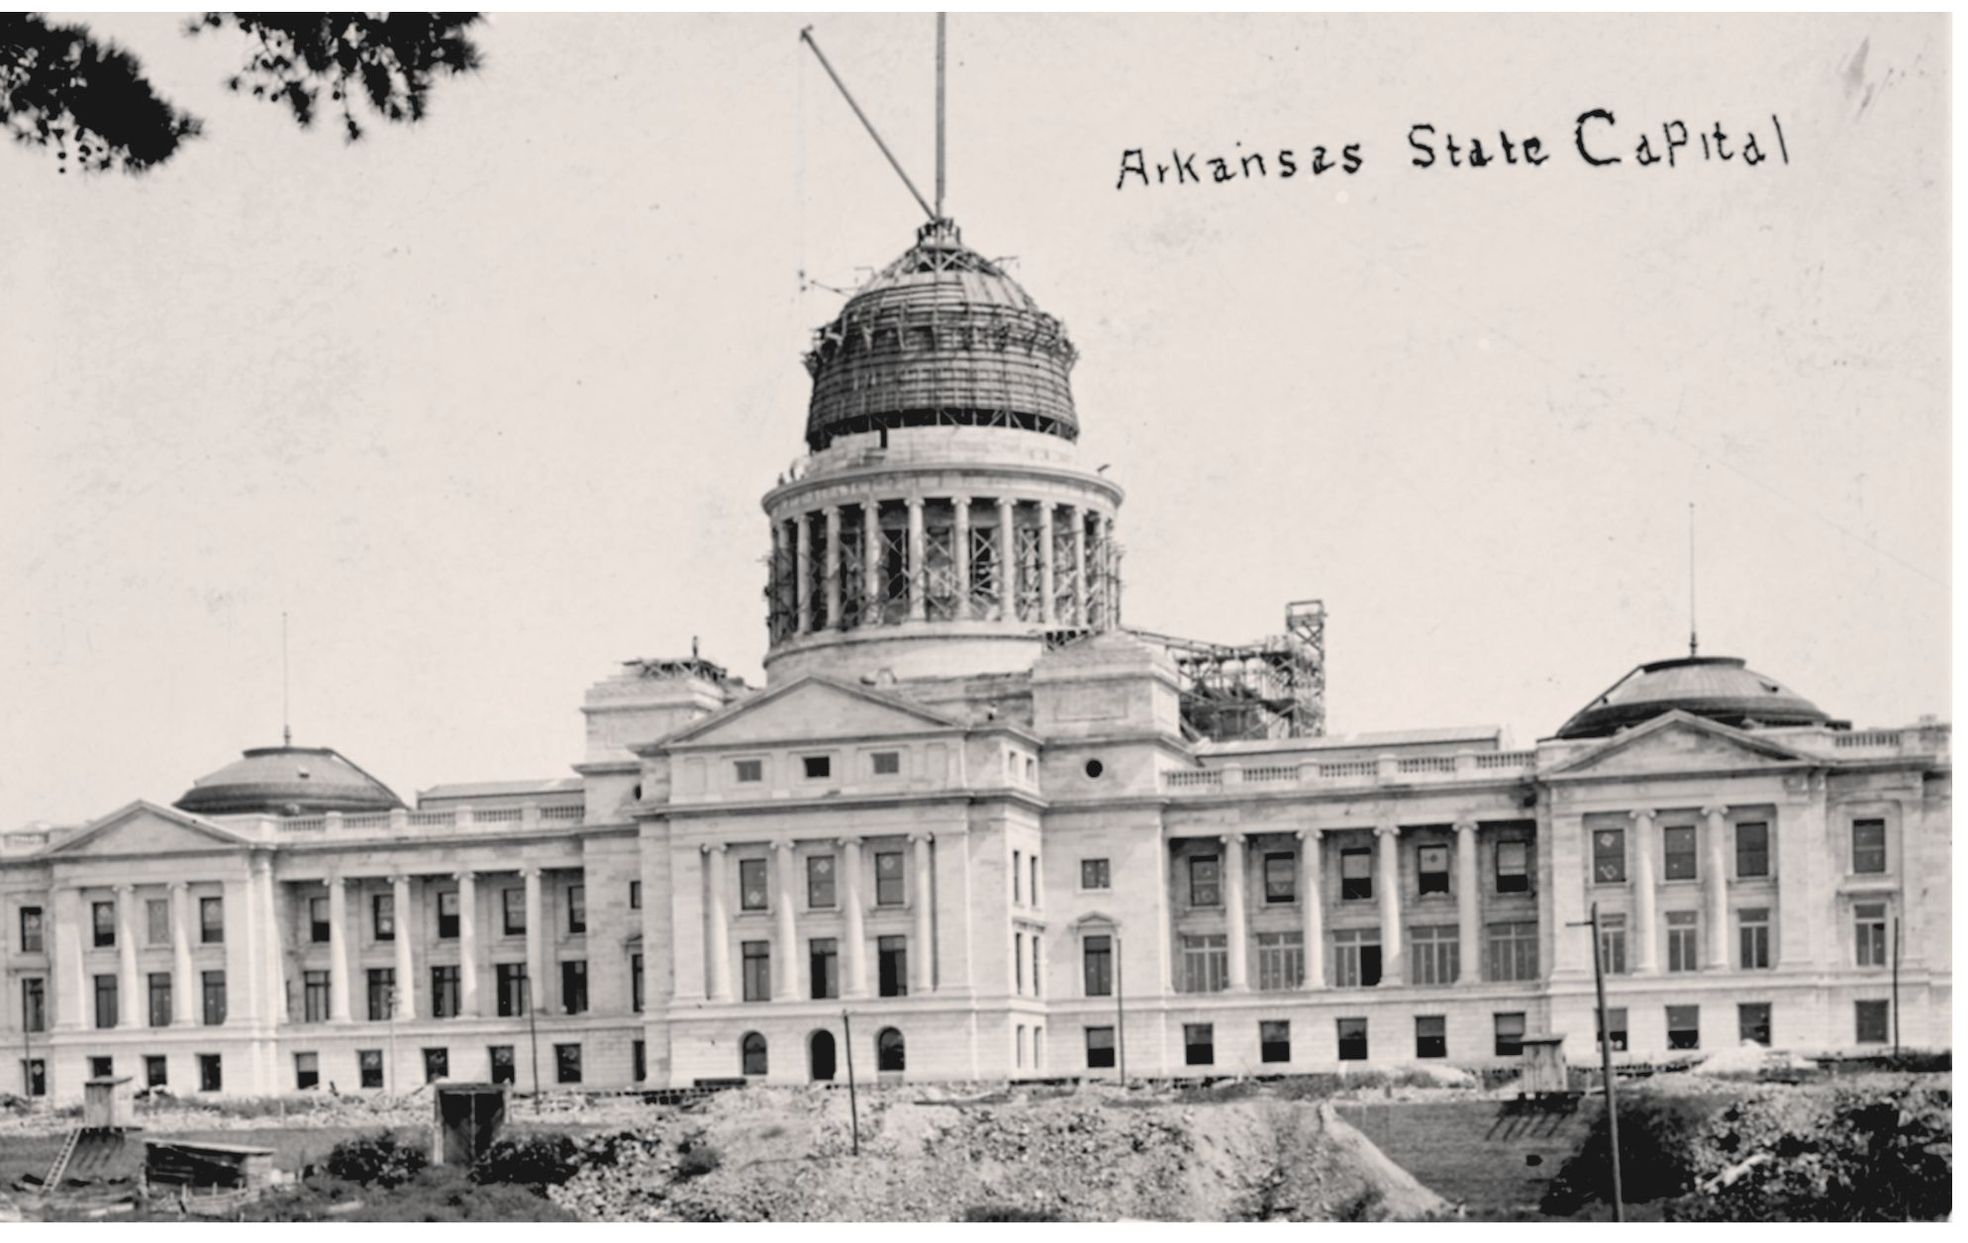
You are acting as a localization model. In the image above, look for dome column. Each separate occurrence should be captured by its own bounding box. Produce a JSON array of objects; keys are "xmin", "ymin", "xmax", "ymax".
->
[
  {"xmin": 996, "ymin": 497, "xmax": 1017, "ymax": 621},
  {"xmin": 1099, "ymin": 513, "xmax": 1118, "ymax": 629},
  {"xmin": 861, "ymin": 502, "xmax": 882, "ymax": 626},
  {"xmin": 906, "ymin": 498, "xmax": 927, "ymax": 622},
  {"xmin": 1038, "ymin": 502, "xmax": 1056, "ymax": 625},
  {"xmin": 823, "ymin": 506, "xmax": 843, "ymax": 631},
  {"xmin": 952, "ymin": 496, "xmax": 972, "ymax": 620},
  {"xmin": 1071, "ymin": 505, "xmax": 1088, "ymax": 627},
  {"xmin": 795, "ymin": 512, "xmax": 815, "ymax": 635}
]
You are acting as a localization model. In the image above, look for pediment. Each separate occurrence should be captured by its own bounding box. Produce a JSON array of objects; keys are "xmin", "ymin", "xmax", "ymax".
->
[
  {"xmin": 658, "ymin": 676, "xmax": 964, "ymax": 750},
  {"xmin": 44, "ymin": 800, "xmax": 252, "ymax": 858},
  {"xmin": 1550, "ymin": 712, "xmax": 1812, "ymax": 778}
]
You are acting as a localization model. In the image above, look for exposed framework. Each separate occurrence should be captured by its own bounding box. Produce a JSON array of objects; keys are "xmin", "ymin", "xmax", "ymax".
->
[{"xmin": 1130, "ymin": 599, "xmax": 1327, "ymax": 741}]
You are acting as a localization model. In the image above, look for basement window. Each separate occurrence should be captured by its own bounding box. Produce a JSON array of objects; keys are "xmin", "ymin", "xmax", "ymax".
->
[
  {"xmin": 1183, "ymin": 1023, "xmax": 1214, "ymax": 1066},
  {"xmin": 1084, "ymin": 1026, "xmax": 1116, "ymax": 1069},
  {"xmin": 1666, "ymin": 1005, "xmax": 1701, "ymax": 1051},
  {"xmin": 1414, "ymin": 1015, "xmax": 1447, "ymax": 1060},
  {"xmin": 1259, "ymin": 1020, "xmax": 1291, "ymax": 1064},
  {"xmin": 1337, "ymin": 1017, "xmax": 1369, "ymax": 1062}
]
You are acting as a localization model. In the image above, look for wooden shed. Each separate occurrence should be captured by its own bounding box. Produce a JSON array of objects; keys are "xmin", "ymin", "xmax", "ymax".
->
[
  {"xmin": 81, "ymin": 1076, "xmax": 134, "ymax": 1130},
  {"xmin": 1518, "ymin": 1035, "xmax": 1571, "ymax": 1096},
  {"xmin": 144, "ymin": 1140, "xmax": 275, "ymax": 1193},
  {"xmin": 433, "ymin": 1082, "xmax": 509, "ymax": 1166}
]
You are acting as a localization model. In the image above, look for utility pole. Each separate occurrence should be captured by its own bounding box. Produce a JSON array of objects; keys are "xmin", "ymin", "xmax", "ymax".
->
[
  {"xmin": 1569, "ymin": 903, "xmax": 1624, "ymax": 1221},
  {"xmin": 527, "ymin": 976, "xmax": 542, "ymax": 1115},
  {"xmin": 386, "ymin": 984, "xmax": 398, "ymax": 1097},
  {"xmin": 1891, "ymin": 915, "xmax": 1901, "ymax": 1057},
  {"xmin": 1114, "ymin": 932, "xmax": 1126, "ymax": 1086},
  {"xmin": 841, "ymin": 1010, "xmax": 860, "ymax": 1155}
]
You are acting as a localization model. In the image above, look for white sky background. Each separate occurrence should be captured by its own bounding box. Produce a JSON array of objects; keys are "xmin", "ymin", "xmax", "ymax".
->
[{"xmin": 0, "ymin": 12, "xmax": 1949, "ymax": 827}]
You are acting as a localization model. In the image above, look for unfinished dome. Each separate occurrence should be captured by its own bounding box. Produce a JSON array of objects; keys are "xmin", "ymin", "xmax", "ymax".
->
[
  {"xmin": 1555, "ymin": 655, "xmax": 1834, "ymax": 740},
  {"xmin": 803, "ymin": 218, "xmax": 1079, "ymax": 451},
  {"xmin": 174, "ymin": 745, "xmax": 404, "ymax": 817}
]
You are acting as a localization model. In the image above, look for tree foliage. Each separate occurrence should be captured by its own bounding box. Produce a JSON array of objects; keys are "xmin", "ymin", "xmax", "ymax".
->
[{"xmin": 0, "ymin": 11, "xmax": 481, "ymax": 175}]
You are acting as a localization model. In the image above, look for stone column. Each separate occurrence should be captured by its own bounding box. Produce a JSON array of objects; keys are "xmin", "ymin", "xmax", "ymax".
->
[
  {"xmin": 996, "ymin": 497, "xmax": 1017, "ymax": 620},
  {"xmin": 773, "ymin": 839, "xmax": 799, "ymax": 1000},
  {"xmin": 54, "ymin": 887, "xmax": 85, "ymax": 1030},
  {"xmin": 1296, "ymin": 829, "xmax": 1324, "ymax": 989},
  {"xmin": 702, "ymin": 846, "xmax": 732, "ymax": 1002},
  {"xmin": 911, "ymin": 833, "xmax": 935, "ymax": 993},
  {"xmin": 1702, "ymin": 806, "xmax": 1731, "ymax": 970},
  {"xmin": 952, "ymin": 496, "xmax": 972, "ymax": 620},
  {"xmin": 392, "ymin": 875, "xmax": 416, "ymax": 1019},
  {"xmin": 862, "ymin": 502, "xmax": 882, "ymax": 625},
  {"xmin": 795, "ymin": 512, "xmax": 814, "ymax": 635},
  {"xmin": 1038, "ymin": 502, "xmax": 1056, "ymax": 625},
  {"xmin": 1098, "ymin": 514, "xmax": 1118, "ymax": 628},
  {"xmin": 768, "ymin": 521, "xmax": 784, "ymax": 637},
  {"xmin": 327, "ymin": 876, "xmax": 352, "ymax": 1022},
  {"xmin": 1376, "ymin": 825, "xmax": 1403, "ymax": 985},
  {"xmin": 115, "ymin": 884, "xmax": 140, "ymax": 1028},
  {"xmin": 456, "ymin": 870, "xmax": 479, "ymax": 1017},
  {"xmin": 1223, "ymin": 834, "xmax": 1249, "ymax": 990},
  {"xmin": 257, "ymin": 855, "xmax": 286, "ymax": 1024},
  {"xmin": 1071, "ymin": 506, "xmax": 1089, "ymax": 626},
  {"xmin": 169, "ymin": 882, "xmax": 197, "ymax": 1027},
  {"xmin": 523, "ymin": 865, "xmax": 547, "ymax": 1013},
  {"xmin": 1629, "ymin": 809, "xmax": 1659, "ymax": 975},
  {"xmin": 906, "ymin": 497, "xmax": 926, "ymax": 622},
  {"xmin": 823, "ymin": 506, "xmax": 843, "ymax": 631},
  {"xmin": 1455, "ymin": 821, "xmax": 1481, "ymax": 983},
  {"xmin": 840, "ymin": 837, "xmax": 868, "ymax": 998}
]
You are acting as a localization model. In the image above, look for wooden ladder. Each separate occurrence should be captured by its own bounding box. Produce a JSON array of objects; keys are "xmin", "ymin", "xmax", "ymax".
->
[{"xmin": 39, "ymin": 1127, "xmax": 82, "ymax": 1198}]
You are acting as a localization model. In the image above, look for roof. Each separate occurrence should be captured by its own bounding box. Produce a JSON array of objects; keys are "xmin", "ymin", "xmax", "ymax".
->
[
  {"xmin": 1554, "ymin": 655, "xmax": 1832, "ymax": 740},
  {"xmin": 418, "ymin": 777, "xmax": 583, "ymax": 802},
  {"xmin": 174, "ymin": 745, "xmax": 404, "ymax": 817}
]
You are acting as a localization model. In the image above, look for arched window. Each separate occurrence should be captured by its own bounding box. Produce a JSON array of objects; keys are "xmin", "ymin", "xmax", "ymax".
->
[
  {"xmin": 876, "ymin": 1026, "xmax": 905, "ymax": 1072},
  {"xmin": 741, "ymin": 1031, "xmax": 767, "ymax": 1076}
]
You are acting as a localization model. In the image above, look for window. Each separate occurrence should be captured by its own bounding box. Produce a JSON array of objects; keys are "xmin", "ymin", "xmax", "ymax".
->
[
  {"xmin": 807, "ymin": 855, "xmax": 836, "ymax": 909},
  {"xmin": 148, "ymin": 973, "xmax": 172, "ymax": 1027},
  {"xmin": 21, "ymin": 1059, "xmax": 46, "ymax": 1097},
  {"xmin": 734, "ymin": 758, "xmax": 763, "ymax": 784},
  {"xmin": 630, "ymin": 880, "xmax": 642, "ymax": 911},
  {"xmin": 367, "ymin": 968, "xmax": 395, "ymax": 1022},
  {"xmin": 90, "ymin": 1056, "xmax": 114, "ymax": 1079},
  {"xmin": 198, "ymin": 1054, "xmax": 222, "ymax": 1093},
  {"xmin": 1417, "ymin": 843, "xmax": 1451, "ymax": 896},
  {"xmin": 1486, "ymin": 921, "xmax": 1538, "ymax": 982},
  {"xmin": 632, "ymin": 953, "xmax": 645, "ymax": 1012},
  {"xmin": 1592, "ymin": 827, "xmax": 1626, "ymax": 883},
  {"xmin": 304, "ymin": 971, "xmax": 329, "ymax": 1023},
  {"xmin": 93, "ymin": 901, "xmax": 116, "ymax": 947},
  {"xmin": 294, "ymin": 1053, "xmax": 319, "ymax": 1090},
  {"xmin": 489, "ymin": 1045, "xmax": 516, "ymax": 1085},
  {"xmin": 1597, "ymin": 1006, "xmax": 1629, "ymax": 1052},
  {"xmin": 21, "ymin": 979, "xmax": 46, "ymax": 1034},
  {"xmin": 423, "ymin": 1047, "xmax": 449, "ymax": 1083},
  {"xmin": 1030, "ymin": 855, "xmax": 1041, "ymax": 908},
  {"xmin": 739, "ymin": 859, "xmax": 768, "ymax": 912},
  {"xmin": 145, "ymin": 1054, "xmax": 168, "ymax": 1088},
  {"xmin": 555, "ymin": 1043, "xmax": 583, "ymax": 1084},
  {"xmin": 431, "ymin": 966, "xmax": 461, "ymax": 1019},
  {"xmin": 1854, "ymin": 902, "xmax": 1889, "ymax": 967},
  {"xmin": 1260, "ymin": 1020, "xmax": 1291, "ymax": 1064},
  {"xmin": 742, "ymin": 941, "xmax": 771, "ymax": 1002},
  {"xmin": 1264, "ymin": 852, "xmax": 1296, "ymax": 903},
  {"xmin": 147, "ymin": 898, "xmax": 170, "ymax": 946},
  {"xmin": 875, "ymin": 851, "xmax": 906, "ymax": 906},
  {"xmin": 1414, "ymin": 1015, "xmax": 1447, "ymax": 1059},
  {"xmin": 633, "ymin": 1040, "xmax": 647, "ymax": 1082},
  {"xmin": 1333, "ymin": 927, "xmax": 1382, "ymax": 988},
  {"xmin": 1031, "ymin": 932, "xmax": 1042, "ymax": 997},
  {"xmin": 1187, "ymin": 855, "xmax": 1221, "ymax": 907},
  {"xmin": 1854, "ymin": 1000, "xmax": 1890, "ymax": 1045},
  {"xmin": 876, "ymin": 1027, "xmax": 905, "ymax": 1073},
  {"xmin": 566, "ymin": 886, "xmax": 586, "ymax": 934},
  {"xmin": 1666, "ymin": 911, "xmax": 1699, "ymax": 972},
  {"xmin": 1494, "ymin": 1012, "xmax": 1526, "ymax": 1057},
  {"xmin": 1178, "ymin": 933, "xmax": 1229, "ymax": 994},
  {"xmin": 1085, "ymin": 1026, "xmax": 1117, "ymax": 1069},
  {"xmin": 877, "ymin": 936, "xmax": 908, "ymax": 997},
  {"xmin": 810, "ymin": 938, "xmax": 839, "ymax": 1000},
  {"xmin": 1408, "ymin": 926, "xmax": 1459, "ymax": 986},
  {"xmin": 496, "ymin": 963, "xmax": 527, "ymax": 1017},
  {"xmin": 871, "ymin": 750, "xmax": 900, "ymax": 776},
  {"xmin": 201, "ymin": 971, "xmax": 226, "ymax": 1025},
  {"xmin": 740, "ymin": 1032, "xmax": 767, "ymax": 1076},
  {"xmin": 1736, "ymin": 822, "xmax": 1770, "ymax": 878},
  {"xmin": 1738, "ymin": 1003, "xmax": 1772, "ymax": 1047},
  {"xmin": 94, "ymin": 974, "xmax": 117, "ymax": 1029},
  {"xmin": 359, "ymin": 1049, "xmax": 384, "ymax": 1089},
  {"xmin": 1183, "ymin": 1023, "xmax": 1215, "ymax": 1066},
  {"xmin": 1340, "ymin": 847, "xmax": 1373, "ymax": 901},
  {"xmin": 1337, "ymin": 1017, "xmax": 1369, "ymax": 1061},
  {"xmin": 1739, "ymin": 908, "xmax": 1771, "ymax": 969},
  {"xmin": 1013, "ymin": 850, "xmax": 1023, "ymax": 904},
  {"xmin": 502, "ymin": 889, "xmax": 525, "ymax": 935},
  {"xmin": 310, "ymin": 896, "xmax": 331, "ymax": 943},
  {"xmin": 1495, "ymin": 840, "xmax": 1530, "ymax": 893},
  {"xmin": 552, "ymin": 959, "xmax": 584, "ymax": 1015},
  {"xmin": 802, "ymin": 755, "xmax": 831, "ymax": 780},
  {"xmin": 1014, "ymin": 932, "xmax": 1024, "ymax": 993},
  {"xmin": 1666, "ymin": 1004, "xmax": 1701, "ymax": 1051},
  {"xmin": 1255, "ymin": 930, "xmax": 1305, "ymax": 991},
  {"xmin": 374, "ymin": 894, "xmax": 396, "ymax": 942},
  {"xmin": 1080, "ymin": 858, "xmax": 1111, "ymax": 891},
  {"xmin": 199, "ymin": 896, "xmax": 223, "ymax": 944},
  {"xmin": 1852, "ymin": 819, "xmax": 1886, "ymax": 874},
  {"xmin": 1082, "ymin": 934, "xmax": 1113, "ymax": 997},
  {"xmin": 19, "ymin": 906, "xmax": 42, "ymax": 953},
  {"xmin": 1597, "ymin": 914, "xmax": 1628, "ymax": 975},
  {"xmin": 1662, "ymin": 825, "xmax": 1698, "ymax": 881},
  {"xmin": 437, "ymin": 891, "xmax": 460, "ymax": 939}
]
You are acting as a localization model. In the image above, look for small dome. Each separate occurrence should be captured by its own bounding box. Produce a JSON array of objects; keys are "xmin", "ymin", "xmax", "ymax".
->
[
  {"xmin": 1554, "ymin": 656, "xmax": 1832, "ymax": 740},
  {"xmin": 174, "ymin": 745, "xmax": 404, "ymax": 817},
  {"xmin": 803, "ymin": 218, "xmax": 1079, "ymax": 451}
]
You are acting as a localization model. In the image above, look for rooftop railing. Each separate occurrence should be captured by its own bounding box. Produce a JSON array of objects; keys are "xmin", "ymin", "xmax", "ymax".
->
[
  {"xmin": 268, "ymin": 801, "xmax": 586, "ymax": 841},
  {"xmin": 1162, "ymin": 749, "xmax": 1537, "ymax": 795}
]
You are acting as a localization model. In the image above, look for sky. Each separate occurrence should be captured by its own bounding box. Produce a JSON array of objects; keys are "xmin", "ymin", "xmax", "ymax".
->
[{"xmin": 0, "ymin": 12, "xmax": 1950, "ymax": 828}]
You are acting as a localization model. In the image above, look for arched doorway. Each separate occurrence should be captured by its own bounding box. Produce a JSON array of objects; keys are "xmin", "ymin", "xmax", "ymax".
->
[
  {"xmin": 877, "ymin": 1027, "xmax": 905, "ymax": 1072},
  {"xmin": 740, "ymin": 1031, "xmax": 767, "ymax": 1077},
  {"xmin": 808, "ymin": 1029, "xmax": 837, "ymax": 1082}
]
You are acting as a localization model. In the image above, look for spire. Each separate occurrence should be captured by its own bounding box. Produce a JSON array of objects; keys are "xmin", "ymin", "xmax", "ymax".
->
[
  {"xmin": 282, "ymin": 610, "xmax": 293, "ymax": 746},
  {"xmin": 1687, "ymin": 502, "xmax": 1699, "ymax": 658}
]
